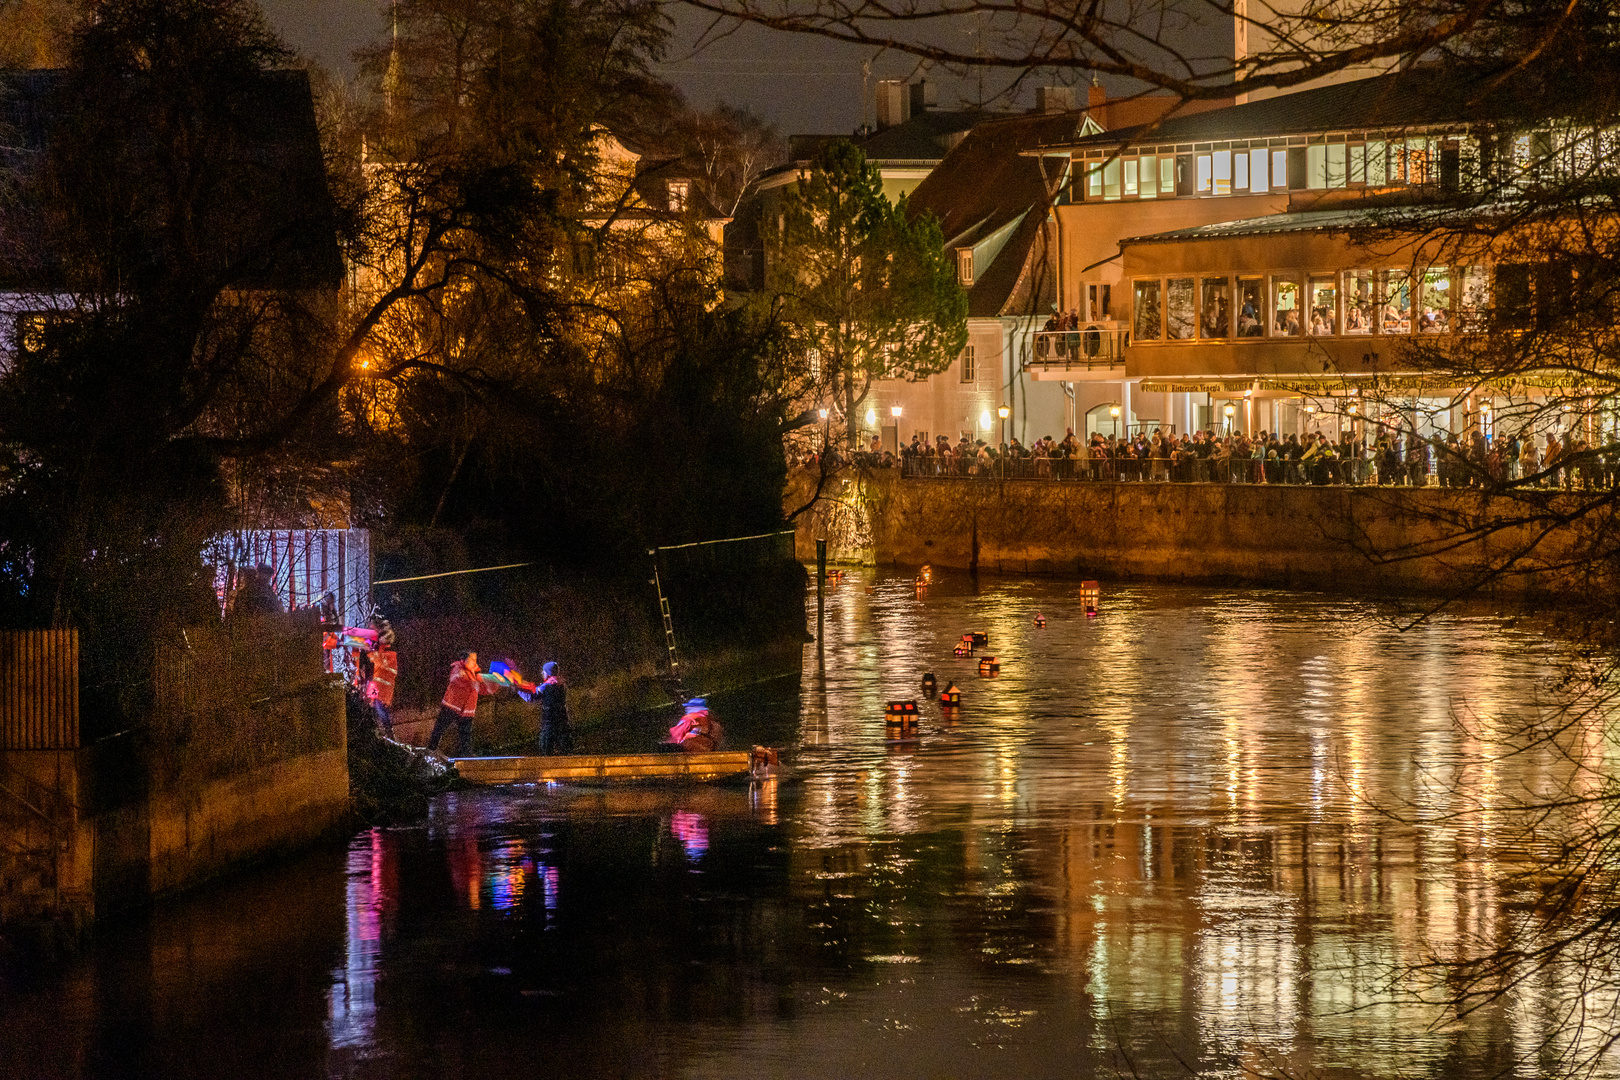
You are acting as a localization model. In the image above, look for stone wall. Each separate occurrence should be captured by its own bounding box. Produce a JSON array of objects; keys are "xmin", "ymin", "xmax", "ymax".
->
[
  {"xmin": 790, "ymin": 467, "xmax": 1597, "ymax": 598},
  {"xmin": 0, "ymin": 617, "xmax": 350, "ymax": 935}
]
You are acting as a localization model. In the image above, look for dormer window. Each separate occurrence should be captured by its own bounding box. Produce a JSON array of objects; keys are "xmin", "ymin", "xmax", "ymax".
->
[
  {"xmin": 956, "ymin": 248, "xmax": 974, "ymax": 286},
  {"xmin": 667, "ymin": 180, "xmax": 689, "ymax": 212}
]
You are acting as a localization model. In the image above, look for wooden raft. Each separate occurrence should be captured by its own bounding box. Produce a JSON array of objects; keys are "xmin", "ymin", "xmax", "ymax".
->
[{"xmin": 450, "ymin": 749, "xmax": 766, "ymax": 785}]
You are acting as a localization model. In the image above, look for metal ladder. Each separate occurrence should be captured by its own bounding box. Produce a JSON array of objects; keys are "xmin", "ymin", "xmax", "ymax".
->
[{"xmin": 649, "ymin": 550, "xmax": 683, "ymax": 695}]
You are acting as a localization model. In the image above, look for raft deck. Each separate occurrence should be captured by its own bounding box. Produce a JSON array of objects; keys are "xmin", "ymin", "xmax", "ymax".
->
[{"xmin": 451, "ymin": 748, "xmax": 776, "ymax": 785}]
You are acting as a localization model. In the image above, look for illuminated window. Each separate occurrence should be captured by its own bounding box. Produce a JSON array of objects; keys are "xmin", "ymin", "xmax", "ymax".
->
[
  {"xmin": 1133, "ymin": 280, "xmax": 1162, "ymax": 341},
  {"xmin": 960, "ymin": 345, "xmax": 976, "ymax": 382},
  {"xmin": 667, "ymin": 180, "xmax": 689, "ymax": 211},
  {"xmin": 957, "ymin": 248, "xmax": 974, "ymax": 286}
]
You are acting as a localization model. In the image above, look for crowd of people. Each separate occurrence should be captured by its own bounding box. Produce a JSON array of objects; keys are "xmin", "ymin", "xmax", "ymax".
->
[{"xmin": 785, "ymin": 426, "xmax": 1617, "ymax": 488}]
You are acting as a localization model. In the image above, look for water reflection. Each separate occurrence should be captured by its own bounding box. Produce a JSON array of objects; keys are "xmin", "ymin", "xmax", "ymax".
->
[{"xmin": 5, "ymin": 575, "xmax": 1618, "ymax": 1080}]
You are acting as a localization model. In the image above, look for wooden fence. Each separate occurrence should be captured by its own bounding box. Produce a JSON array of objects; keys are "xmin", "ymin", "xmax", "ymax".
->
[{"xmin": 0, "ymin": 630, "xmax": 79, "ymax": 750}]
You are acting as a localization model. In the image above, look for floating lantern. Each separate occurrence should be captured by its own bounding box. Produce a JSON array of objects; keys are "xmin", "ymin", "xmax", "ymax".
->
[
  {"xmin": 939, "ymin": 685, "xmax": 961, "ymax": 708},
  {"xmin": 1080, "ymin": 580, "xmax": 1100, "ymax": 615},
  {"xmin": 953, "ymin": 640, "xmax": 973, "ymax": 657},
  {"xmin": 920, "ymin": 672, "xmax": 937, "ymax": 693},
  {"xmin": 1033, "ymin": 613, "xmax": 1046, "ymax": 627},
  {"xmin": 978, "ymin": 656, "xmax": 1000, "ymax": 676},
  {"xmin": 885, "ymin": 699, "xmax": 919, "ymax": 741},
  {"xmin": 965, "ymin": 631, "xmax": 988, "ymax": 647}
]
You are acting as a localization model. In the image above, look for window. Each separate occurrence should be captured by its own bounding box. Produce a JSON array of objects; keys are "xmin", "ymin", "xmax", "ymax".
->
[
  {"xmin": 1237, "ymin": 277, "xmax": 1265, "ymax": 336},
  {"xmin": 1133, "ymin": 280, "xmax": 1163, "ymax": 341},
  {"xmin": 807, "ymin": 348, "xmax": 821, "ymax": 378},
  {"xmin": 1088, "ymin": 283, "xmax": 1112, "ymax": 320},
  {"xmin": 1086, "ymin": 162, "xmax": 1103, "ymax": 198},
  {"xmin": 1196, "ymin": 153, "xmax": 1212, "ymax": 194},
  {"xmin": 1102, "ymin": 158, "xmax": 1122, "ymax": 199},
  {"xmin": 1457, "ymin": 266, "xmax": 1490, "ymax": 332},
  {"xmin": 1251, "ymin": 148, "xmax": 1269, "ymax": 192},
  {"xmin": 960, "ymin": 345, "xmax": 976, "ymax": 382},
  {"xmin": 1272, "ymin": 149, "xmax": 1288, "ymax": 190},
  {"xmin": 1234, "ymin": 151, "xmax": 1250, "ymax": 191},
  {"xmin": 1343, "ymin": 270, "xmax": 1376, "ymax": 334},
  {"xmin": 1167, "ymin": 278, "xmax": 1196, "ymax": 339},
  {"xmin": 1366, "ymin": 140, "xmax": 1388, "ymax": 185},
  {"xmin": 957, "ymin": 248, "xmax": 974, "ymax": 287},
  {"xmin": 1308, "ymin": 274, "xmax": 1337, "ymax": 335},
  {"xmin": 667, "ymin": 180, "xmax": 690, "ymax": 211},
  {"xmin": 1350, "ymin": 143, "xmax": 1367, "ymax": 184},
  {"xmin": 1327, "ymin": 143, "xmax": 1347, "ymax": 188},
  {"xmin": 1308, "ymin": 144, "xmax": 1327, "ymax": 189},
  {"xmin": 1384, "ymin": 270, "xmax": 1412, "ymax": 333},
  {"xmin": 1176, "ymin": 154, "xmax": 1195, "ymax": 196},
  {"xmin": 1287, "ymin": 147, "xmax": 1307, "ymax": 189},
  {"xmin": 1160, "ymin": 157, "xmax": 1176, "ymax": 196},
  {"xmin": 1140, "ymin": 155, "xmax": 1158, "ymax": 198},
  {"xmin": 1495, "ymin": 264, "xmax": 1532, "ymax": 328},
  {"xmin": 1272, "ymin": 276, "xmax": 1302, "ymax": 336},
  {"xmin": 1418, "ymin": 268, "xmax": 1450, "ymax": 332},
  {"xmin": 1201, "ymin": 276, "xmax": 1232, "ymax": 338},
  {"xmin": 1213, "ymin": 150, "xmax": 1232, "ymax": 195},
  {"xmin": 1124, "ymin": 158, "xmax": 1139, "ymax": 197}
]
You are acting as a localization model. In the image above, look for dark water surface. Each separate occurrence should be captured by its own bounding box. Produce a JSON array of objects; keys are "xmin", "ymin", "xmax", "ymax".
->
[{"xmin": 3, "ymin": 574, "xmax": 1614, "ymax": 1079}]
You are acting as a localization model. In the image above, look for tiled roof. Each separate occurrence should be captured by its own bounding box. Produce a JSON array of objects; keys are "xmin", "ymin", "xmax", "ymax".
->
[
  {"xmin": 906, "ymin": 111, "xmax": 1076, "ymax": 318},
  {"xmin": 1051, "ymin": 67, "xmax": 1524, "ymax": 151},
  {"xmin": 1122, "ymin": 205, "xmax": 1417, "ymax": 244}
]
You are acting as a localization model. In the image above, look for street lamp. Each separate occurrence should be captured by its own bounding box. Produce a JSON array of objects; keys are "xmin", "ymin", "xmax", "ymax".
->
[
  {"xmin": 998, "ymin": 404, "xmax": 1010, "ymax": 443},
  {"xmin": 1223, "ymin": 402, "xmax": 1236, "ymax": 431},
  {"xmin": 1109, "ymin": 403, "xmax": 1121, "ymax": 439},
  {"xmin": 891, "ymin": 404, "xmax": 902, "ymax": 418}
]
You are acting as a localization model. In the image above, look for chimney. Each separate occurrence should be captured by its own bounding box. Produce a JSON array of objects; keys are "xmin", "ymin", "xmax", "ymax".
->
[
  {"xmin": 1036, "ymin": 86, "xmax": 1075, "ymax": 113},
  {"xmin": 909, "ymin": 78, "xmax": 938, "ymax": 114},
  {"xmin": 875, "ymin": 79, "xmax": 909, "ymax": 129},
  {"xmin": 1088, "ymin": 74, "xmax": 1106, "ymax": 110}
]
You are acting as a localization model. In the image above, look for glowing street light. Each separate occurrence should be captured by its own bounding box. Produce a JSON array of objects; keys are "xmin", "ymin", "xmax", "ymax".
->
[{"xmin": 891, "ymin": 404, "xmax": 903, "ymax": 418}]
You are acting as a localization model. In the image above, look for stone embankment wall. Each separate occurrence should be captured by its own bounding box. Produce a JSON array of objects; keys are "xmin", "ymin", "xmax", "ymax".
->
[
  {"xmin": 790, "ymin": 468, "xmax": 1594, "ymax": 597},
  {"xmin": 0, "ymin": 617, "xmax": 349, "ymax": 936}
]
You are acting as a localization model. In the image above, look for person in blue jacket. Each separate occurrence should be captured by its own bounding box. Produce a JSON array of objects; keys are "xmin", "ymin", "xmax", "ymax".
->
[{"xmin": 537, "ymin": 662, "xmax": 571, "ymax": 755}]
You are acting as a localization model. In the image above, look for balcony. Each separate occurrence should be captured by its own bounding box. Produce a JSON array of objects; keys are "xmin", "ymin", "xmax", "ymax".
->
[{"xmin": 1026, "ymin": 325, "xmax": 1128, "ymax": 379}]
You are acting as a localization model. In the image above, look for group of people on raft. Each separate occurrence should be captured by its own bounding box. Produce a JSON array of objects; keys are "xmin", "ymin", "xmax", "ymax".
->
[
  {"xmin": 425, "ymin": 650, "xmax": 722, "ymax": 758},
  {"xmin": 330, "ymin": 615, "xmax": 722, "ymax": 758}
]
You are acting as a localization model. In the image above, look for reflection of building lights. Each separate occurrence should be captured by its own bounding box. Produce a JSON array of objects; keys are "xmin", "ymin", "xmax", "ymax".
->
[{"xmin": 671, "ymin": 811, "xmax": 709, "ymax": 862}]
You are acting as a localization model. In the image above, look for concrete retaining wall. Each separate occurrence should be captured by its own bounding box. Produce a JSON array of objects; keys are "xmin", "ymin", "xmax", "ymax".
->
[{"xmin": 791, "ymin": 468, "xmax": 1597, "ymax": 597}]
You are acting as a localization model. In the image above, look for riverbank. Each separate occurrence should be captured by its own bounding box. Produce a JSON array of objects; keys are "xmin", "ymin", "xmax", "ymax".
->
[{"xmin": 789, "ymin": 467, "xmax": 1605, "ymax": 599}]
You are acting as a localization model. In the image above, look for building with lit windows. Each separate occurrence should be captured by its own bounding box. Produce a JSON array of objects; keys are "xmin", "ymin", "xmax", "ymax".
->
[{"xmin": 1030, "ymin": 67, "xmax": 1598, "ymax": 442}]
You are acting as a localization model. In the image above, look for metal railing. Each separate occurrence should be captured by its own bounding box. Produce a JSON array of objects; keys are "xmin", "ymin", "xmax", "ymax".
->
[
  {"xmin": 900, "ymin": 454, "xmax": 1381, "ymax": 485},
  {"xmin": 1028, "ymin": 328, "xmax": 1128, "ymax": 372}
]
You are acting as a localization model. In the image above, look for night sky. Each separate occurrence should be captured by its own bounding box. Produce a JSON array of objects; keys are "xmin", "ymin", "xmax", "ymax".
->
[{"xmin": 255, "ymin": 0, "xmax": 1061, "ymax": 137}]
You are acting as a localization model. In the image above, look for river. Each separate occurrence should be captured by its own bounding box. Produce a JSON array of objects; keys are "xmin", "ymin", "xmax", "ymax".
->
[{"xmin": 2, "ymin": 573, "xmax": 1615, "ymax": 1079}]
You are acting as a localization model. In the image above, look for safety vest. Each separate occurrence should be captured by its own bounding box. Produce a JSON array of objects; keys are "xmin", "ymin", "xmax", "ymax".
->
[
  {"xmin": 368, "ymin": 649, "xmax": 398, "ymax": 707},
  {"xmin": 441, "ymin": 663, "xmax": 489, "ymax": 717}
]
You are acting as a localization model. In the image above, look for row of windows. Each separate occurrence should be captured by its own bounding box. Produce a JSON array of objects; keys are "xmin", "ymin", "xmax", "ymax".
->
[
  {"xmin": 1081, "ymin": 137, "xmax": 1460, "ymax": 201},
  {"xmin": 1075, "ymin": 126, "xmax": 1620, "ymax": 204},
  {"xmin": 1128, "ymin": 268, "xmax": 1502, "ymax": 342}
]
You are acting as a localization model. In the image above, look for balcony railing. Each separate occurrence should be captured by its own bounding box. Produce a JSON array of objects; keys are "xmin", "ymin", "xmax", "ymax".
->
[{"xmin": 1027, "ymin": 327, "xmax": 1128, "ymax": 373}]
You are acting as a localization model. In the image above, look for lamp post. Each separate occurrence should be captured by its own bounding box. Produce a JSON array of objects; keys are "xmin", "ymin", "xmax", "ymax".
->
[
  {"xmin": 998, "ymin": 403, "xmax": 1010, "ymax": 444},
  {"xmin": 889, "ymin": 404, "xmax": 901, "ymax": 456},
  {"xmin": 818, "ymin": 407, "xmax": 829, "ymax": 454},
  {"xmin": 1109, "ymin": 403, "xmax": 1121, "ymax": 440},
  {"xmin": 1223, "ymin": 402, "xmax": 1236, "ymax": 432}
]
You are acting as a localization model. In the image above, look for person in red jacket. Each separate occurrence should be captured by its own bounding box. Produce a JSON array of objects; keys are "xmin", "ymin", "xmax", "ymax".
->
[
  {"xmin": 366, "ymin": 636, "xmax": 398, "ymax": 738},
  {"xmin": 428, "ymin": 650, "xmax": 496, "ymax": 755},
  {"xmin": 667, "ymin": 698, "xmax": 723, "ymax": 753}
]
